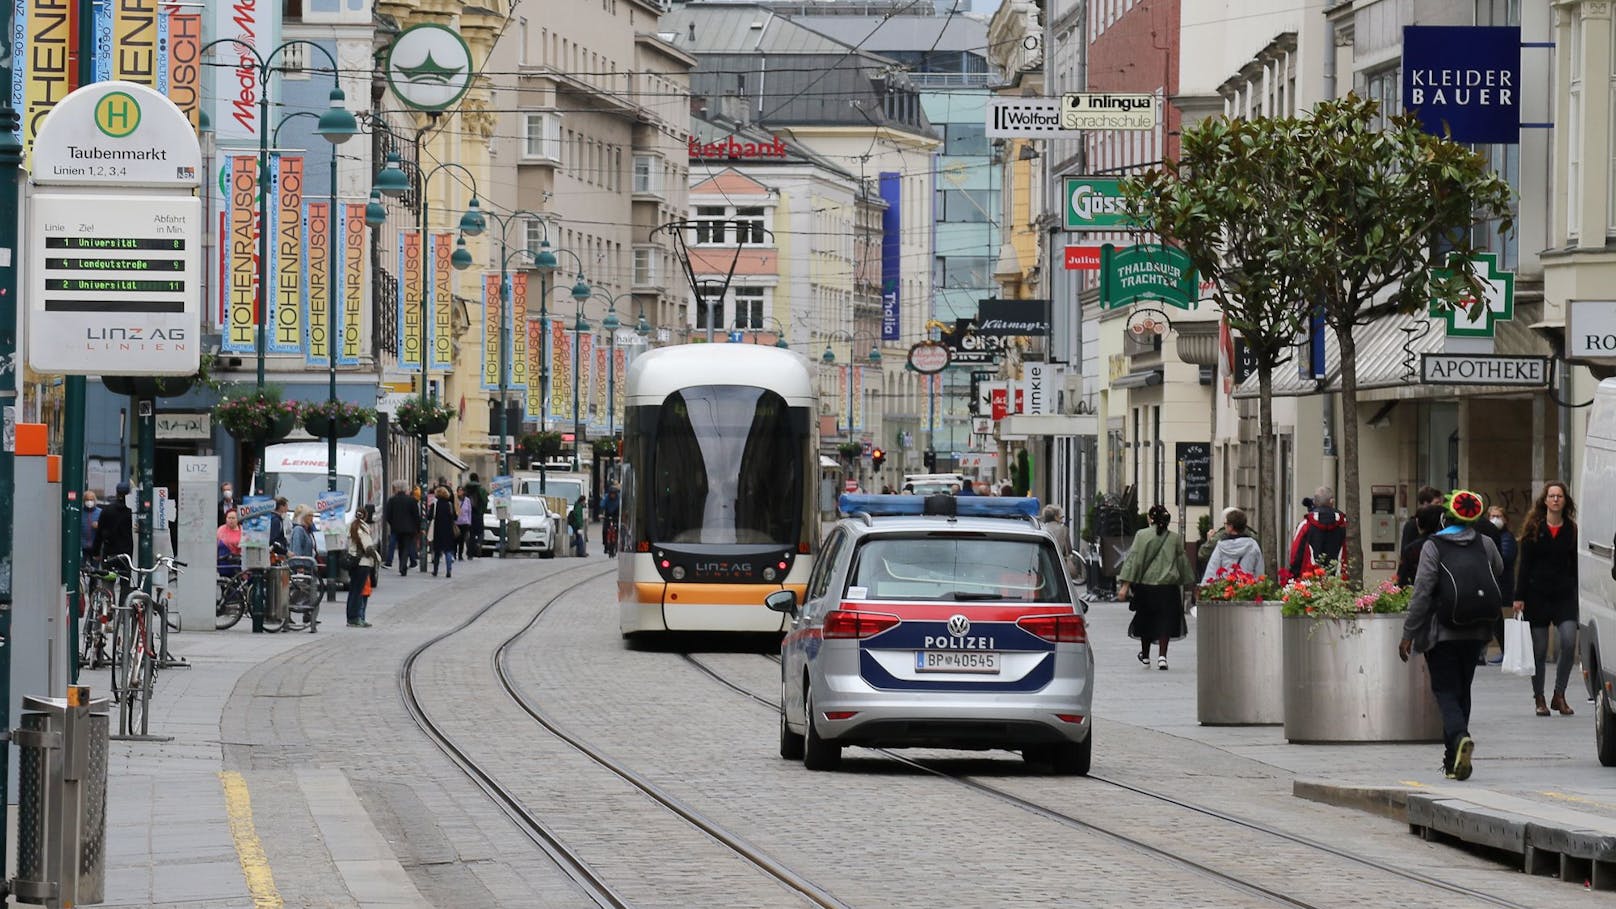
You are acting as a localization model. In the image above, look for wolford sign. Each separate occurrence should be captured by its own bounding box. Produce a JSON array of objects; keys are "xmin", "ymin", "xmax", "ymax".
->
[
  {"xmin": 1402, "ymin": 26, "xmax": 1520, "ymax": 144},
  {"xmin": 689, "ymin": 135, "xmax": 788, "ymax": 160}
]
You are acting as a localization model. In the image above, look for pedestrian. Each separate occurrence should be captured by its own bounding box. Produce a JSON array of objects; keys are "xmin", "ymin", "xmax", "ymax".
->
[
  {"xmin": 382, "ymin": 481, "xmax": 421, "ymax": 576},
  {"xmin": 429, "ymin": 486, "xmax": 457, "ymax": 578},
  {"xmin": 1288, "ymin": 486, "xmax": 1348, "ymax": 578},
  {"xmin": 1398, "ymin": 489, "xmax": 1502, "ymax": 781},
  {"xmin": 1396, "ymin": 504, "xmax": 1444, "ymax": 587},
  {"xmin": 94, "ymin": 481, "xmax": 135, "ymax": 568},
  {"xmin": 1399, "ymin": 485, "xmax": 1445, "ymax": 554},
  {"xmin": 1040, "ymin": 504, "xmax": 1079, "ymax": 580},
  {"xmin": 957, "ymin": 478, "xmax": 977, "ymax": 496},
  {"xmin": 601, "ymin": 484, "xmax": 620, "ymax": 556},
  {"xmin": 568, "ymin": 494, "xmax": 588, "ymax": 556},
  {"xmin": 217, "ymin": 481, "xmax": 235, "ymax": 527},
  {"xmin": 1512, "ymin": 481, "xmax": 1580, "ymax": 717},
  {"xmin": 289, "ymin": 505, "xmax": 317, "ymax": 559},
  {"xmin": 269, "ymin": 496, "xmax": 290, "ymax": 552},
  {"xmin": 1116, "ymin": 504, "xmax": 1196, "ymax": 671},
  {"xmin": 345, "ymin": 506, "xmax": 379, "ymax": 628},
  {"xmin": 1201, "ymin": 508, "xmax": 1264, "ymax": 582},
  {"xmin": 454, "ymin": 486, "xmax": 473, "ymax": 560},
  {"xmin": 80, "ymin": 490, "xmax": 102, "ymax": 565},
  {"xmin": 1198, "ymin": 506, "xmax": 1260, "ymax": 569},
  {"xmin": 1482, "ymin": 505, "xmax": 1518, "ymax": 665},
  {"xmin": 464, "ymin": 472, "xmax": 489, "ymax": 558}
]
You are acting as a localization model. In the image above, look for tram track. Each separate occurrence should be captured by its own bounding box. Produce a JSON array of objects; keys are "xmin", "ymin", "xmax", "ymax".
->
[
  {"xmin": 683, "ymin": 652, "xmax": 1536, "ymax": 909},
  {"xmin": 400, "ymin": 566, "xmax": 851, "ymax": 909}
]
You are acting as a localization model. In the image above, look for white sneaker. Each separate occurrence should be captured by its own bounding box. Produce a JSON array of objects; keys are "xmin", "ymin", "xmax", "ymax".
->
[{"xmin": 1157, "ymin": 657, "xmax": 1169, "ymax": 671}]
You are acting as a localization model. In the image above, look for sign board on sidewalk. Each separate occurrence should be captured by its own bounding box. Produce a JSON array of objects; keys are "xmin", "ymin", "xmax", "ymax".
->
[
  {"xmin": 315, "ymin": 491, "xmax": 350, "ymax": 519},
  {"xmin": 1060, "ymin": 93, "xmax": 1158, "ymax": 130},
  {"xmin": 1175, "ymin": 442, "xmax": 1211, "ymax": 506},
  {"xmin": 31, "ymin": 81, "xmax": 203, "ymax": 187},
  {"xmin": 986, "ymin": 97, "xmax": 1081, "ymax": 138},
  {"xmin": 491, "ymin": 475, "xmax": 514, "ymax": 504},
  {"xmin": 1419, "ymin": 353, "xmax": 1549, "ymax": 386},
  {"xmin": 177, "ymin": 456, "xmax": 218, "ymax": 633}
]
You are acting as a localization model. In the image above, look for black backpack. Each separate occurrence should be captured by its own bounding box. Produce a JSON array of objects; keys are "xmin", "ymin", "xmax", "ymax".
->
[{"xmin": 1430, "ymin": 535, "xmax": 1502, "ymax": 627}]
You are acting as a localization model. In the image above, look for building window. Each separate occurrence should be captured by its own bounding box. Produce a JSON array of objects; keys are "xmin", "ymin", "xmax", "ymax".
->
[
  {"xmin": 633, "ymin": 247, "xmax": 657, "ymax": 286},
  {"xmin": 944, "ymin": 122, "xmax": 988, "ymax": 156},
  {"xmin": 733, "ymin": 207, "xmax": 766, "ymax": 243},
  {"xmin": 525, "ymin": 218, "xmax": 546, "ymax": 255},
  {"xmin": 936, "ymin": 256, "xmax": 992, "ymax": 289},
  {"xmin": 633, "ymin": 154, "xmax": 660, "ymax": 194},
  {"xmin": 523, "ymin": 113, "xmax": 561, "ymax": 161},
  {"xmin": 691, "ymin": 204, "xmax": 770, "ymax": 245},
  {"xmin": 936, "ymin": 189, "xmax": 993, "ymax": 223},
  {"xmin": 732, "ymin": 286, "xmax": 765, "ymax": 329},
  {"xmin": 1360, "ymin": 65, "xmax": 1401, "ymax": 130},
  {"xmin": 693, "ymin": 205, "xmax": 727, "ymax": 244}
]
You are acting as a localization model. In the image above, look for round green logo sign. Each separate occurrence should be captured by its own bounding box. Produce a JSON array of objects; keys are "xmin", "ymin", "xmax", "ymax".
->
[
  {"xmin": 94, "ymin": 91, "xmax": 141, "ymax": 138},
  {"xmin": 386, "ymin": 24, "xmax": 474, "ymax": 112}
]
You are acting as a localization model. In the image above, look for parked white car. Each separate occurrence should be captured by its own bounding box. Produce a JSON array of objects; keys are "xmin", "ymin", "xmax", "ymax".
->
[{"xmin": 484, "ymin": 495, "xmax": 558, "ymax": 557}]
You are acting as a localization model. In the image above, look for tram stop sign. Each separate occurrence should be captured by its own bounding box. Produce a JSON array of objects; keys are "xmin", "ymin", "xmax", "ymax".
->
[{"xmin": 26, "ymin": 81, "xmax": 203, "ymax": 376}]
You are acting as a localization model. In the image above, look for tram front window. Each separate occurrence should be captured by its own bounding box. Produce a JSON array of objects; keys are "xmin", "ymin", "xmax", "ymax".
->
[{"xmin": 651, "ymin": 386, "xmax": 805, "ymax": 545}]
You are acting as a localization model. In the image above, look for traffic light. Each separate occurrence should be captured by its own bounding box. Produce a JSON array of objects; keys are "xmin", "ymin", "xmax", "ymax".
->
[
  {"xmin": 923, "ymin": 449, "xmax": 936, "ymax": 471},
  {"xmin": 871, "ymin": 448, "xmax": 885, "ymax": 470}
]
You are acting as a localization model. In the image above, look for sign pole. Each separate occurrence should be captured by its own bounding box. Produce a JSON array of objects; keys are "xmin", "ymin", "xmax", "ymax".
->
[
  {"xmin": 0, "ymin": 0, "xmax": 21, "ymax": 882},
  {"xmin": 63, "ymin": 0, "xmax": 98, "ymax": 686},
  {"xmin": 138, "ymin": 400, "xmax": 156, "ymax": 594}
]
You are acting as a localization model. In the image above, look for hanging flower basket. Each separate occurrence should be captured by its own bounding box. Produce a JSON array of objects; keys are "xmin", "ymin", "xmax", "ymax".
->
[
  {"xmin": 302, "ymin": 400, "xmax": 377, "ymax": 439},
  {"xmin": 216, "ymin": 388, "xmax": 300, "ymax": 443},
  {"xmin": 395, "ymin": 397, "xmax": 456, "ymax": 436},
  {"xmin": 836, "ymin": 441, "xmax": 864, "ymax": 462}
]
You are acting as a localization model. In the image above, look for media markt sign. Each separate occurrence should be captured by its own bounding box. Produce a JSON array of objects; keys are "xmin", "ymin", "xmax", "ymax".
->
[
  {"xmin": 1063, "ymin": 177, "xmax": 1135, "ymax": 231},
  {"xmin": 387, "ymin": 24, "xmax": 474, "ymax": 112},
  {"xmin": 1099, "ymin": 244, "xmax": 1198, "ymax": 310}
]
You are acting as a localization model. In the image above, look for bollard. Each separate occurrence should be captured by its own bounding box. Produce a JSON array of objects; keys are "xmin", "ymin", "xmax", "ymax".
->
[{"xmin": 12, "ymin": 686, "xmax": 108, "ymax": 908}]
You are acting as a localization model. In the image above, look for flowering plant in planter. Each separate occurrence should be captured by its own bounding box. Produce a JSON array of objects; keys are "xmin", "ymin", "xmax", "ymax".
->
[
  {"xmin": 395, "ymin": 397, "xmax": 457, "ymax": 436},
  {"xmin": 303, "ymin": 400, "xmax": 377, "ymax": 439},
  {"xmin": 216, "ymin": 387, "xmax": 300, "ymax": 440},
  {"xmin": 1280, "ymin": 568, "xmax": 1410, "ymax": 621},
  {"xmin": 836, "ymin": 440, "xmax": 865, "ymax": 461},
  {"xmin": 1196, "ymin": 566, "xmax": 1280, "ymax": 603}
]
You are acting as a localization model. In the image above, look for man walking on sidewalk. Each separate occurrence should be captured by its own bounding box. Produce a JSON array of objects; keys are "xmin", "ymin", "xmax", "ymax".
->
[
  {"xmin": 1399, "ymin": 490, "xmax": 1502, "ymax": 781},
  {"xmin": 382, "ymin": 481, "xmax": 421, "ymax": 576}
]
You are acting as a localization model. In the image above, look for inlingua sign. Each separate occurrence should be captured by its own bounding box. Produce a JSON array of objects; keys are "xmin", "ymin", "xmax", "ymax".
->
[{"xmin": 1401, "ymin": 26, "xmax": 1521, "ymax": 145}]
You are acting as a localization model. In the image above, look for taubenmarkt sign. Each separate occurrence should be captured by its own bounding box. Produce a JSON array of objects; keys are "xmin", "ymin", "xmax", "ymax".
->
[
  {"xmin": 1420, "ymin": 354, "xmax": 1549, "ymax": 387},
  {"xmin": 1100, "ymin": 244, "xmax": 1198, "ymax": 310},
  {"xmin": 32, "ymin": 80, "xmax": 202, "ymax": 187}
]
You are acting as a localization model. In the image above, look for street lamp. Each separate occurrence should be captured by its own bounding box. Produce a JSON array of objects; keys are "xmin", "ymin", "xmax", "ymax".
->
[
  {"xmin": 820, "ymin": 329, "xmax": 883, "ymax": 447},
  {"xmin": 479, "ymin": 209, "xmax": 548, "ymax": 481},
  {"xmin": 565, "ymin": 275, "xmax": 594, "ymax": 475},
  {"xmin": 593, "ymin": 291, "xmax": 628, "ymax": 444},
  {"xmin": 272, "ymin": 110, "xmax": 346, "ymax": 604},
  {"xmin": 369, "ymin": 137, "xmax": 487, "ymax": 494}
]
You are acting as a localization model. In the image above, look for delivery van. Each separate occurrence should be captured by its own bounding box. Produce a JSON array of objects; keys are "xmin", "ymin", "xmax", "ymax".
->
[
  {"xmin": 1577, "ymin": 378, "xmax": 1616, "ymax": 765},
  {"xmin": 261, "ymin": 442, "xmax": 384, "ymax": 535}
]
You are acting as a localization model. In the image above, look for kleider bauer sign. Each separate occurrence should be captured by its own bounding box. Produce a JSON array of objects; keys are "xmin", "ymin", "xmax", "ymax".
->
[
  {"xmin": 1420, "ymin": 354, "xmax": 1549, "ymax": 387},
  {"xmin": 986, "ymin": 98, "xmax": 1081, "ymax": 138},
  {"xmin": 1402, "ymin": 26, "xmax": 1521, "ymax": 144},
  {"xmin": 1060, "ymin": 93, "xmax": 1157, "ymax": 131}
]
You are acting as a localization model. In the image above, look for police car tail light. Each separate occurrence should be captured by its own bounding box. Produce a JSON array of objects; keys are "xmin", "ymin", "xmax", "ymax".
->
[
  {"xmin": 823, "ymin": 609, "xmax": 901, "ymax": 639},
  {"xmin": 1016, "ymin": 614, "xmax": 1087, "ymax": 643}
]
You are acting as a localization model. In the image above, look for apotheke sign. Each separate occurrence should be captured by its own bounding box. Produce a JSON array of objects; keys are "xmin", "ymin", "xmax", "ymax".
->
[{"xmin": 1420, "ymin": 354, "xmax": 1549, "ymax": 387}]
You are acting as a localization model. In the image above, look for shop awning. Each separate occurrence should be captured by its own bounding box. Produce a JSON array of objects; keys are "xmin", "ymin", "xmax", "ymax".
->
[
  {"xmin": 1001, "ymin": 413, "xmax": 1099, "ymax": 438},
  {"xmin": 819, "ymin": 455, "xmax": 840, "ymax": 468},
  {"xmin": 1234, "ymin": 313, "xmax": 1553, "ymax": 401},
  {"xmin": 426, "ymin": 439, "xmax": 469, "ymax": 471},
  {"xmin": 1111, "ymin": 368, "xmax": 1164, "ymax": 389}
]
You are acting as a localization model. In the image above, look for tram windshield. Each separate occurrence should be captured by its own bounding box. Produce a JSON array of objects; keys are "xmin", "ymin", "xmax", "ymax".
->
[{"xmin": 648, "ymin": 386, "xmax": 806, "ymax": 545}]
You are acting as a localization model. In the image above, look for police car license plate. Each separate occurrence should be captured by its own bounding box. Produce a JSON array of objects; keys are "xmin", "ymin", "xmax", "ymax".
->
[{"xmin": 915, "ymin": 651, "xmax": 1000, "ymax": 673}]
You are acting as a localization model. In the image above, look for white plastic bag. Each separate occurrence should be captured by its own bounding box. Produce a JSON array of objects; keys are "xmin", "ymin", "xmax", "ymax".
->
[{"xmin": 1502, "ymin": 617, "xmax": 1534, "ymax": 677}]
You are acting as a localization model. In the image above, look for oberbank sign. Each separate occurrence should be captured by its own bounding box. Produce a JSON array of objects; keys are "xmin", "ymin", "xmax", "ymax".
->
[{"xmin": 1402, "ymin": 26, "xmax": 1521, "ymax": 145}]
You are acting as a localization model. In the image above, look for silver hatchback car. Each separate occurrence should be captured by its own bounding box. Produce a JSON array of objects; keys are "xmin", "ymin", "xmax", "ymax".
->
[{"xmin": 769, "ymin": 494, "xmax": 1094, "ymax": 774}]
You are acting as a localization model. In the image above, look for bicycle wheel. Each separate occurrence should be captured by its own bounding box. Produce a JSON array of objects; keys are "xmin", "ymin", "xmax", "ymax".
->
[
  {"xmin": 109, "ymin": 607, "xmax": 129, "ymax": 712},
  {"xmin": 89, "ymin": 587, "xmax": 115, "ymax": 667},
  {"xmin": 285, "ymin": 573, "xmax": 320, "ymax": 631},
  {"xmin": 216, "ymin": 577, "xmax": 247, "ymax": 630},
  {"xmin": 121, "ymin": 605, "xmax": 153, "ymax": 736}
]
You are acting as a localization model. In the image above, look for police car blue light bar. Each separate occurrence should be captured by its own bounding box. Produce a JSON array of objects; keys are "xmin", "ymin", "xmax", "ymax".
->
[{"xmin": 838, "ymin": 493, "xmax": 1040, "ymax": 518}]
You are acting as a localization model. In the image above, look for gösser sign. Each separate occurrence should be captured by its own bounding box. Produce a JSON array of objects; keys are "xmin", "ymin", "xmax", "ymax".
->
[
  {"xmin": 1419, "ymin": 354, "xmax": 1549, "ymax": 387},
  {"xmin": 1063, "ymin": 177, "xmax": 1135, "ymax": 231}
]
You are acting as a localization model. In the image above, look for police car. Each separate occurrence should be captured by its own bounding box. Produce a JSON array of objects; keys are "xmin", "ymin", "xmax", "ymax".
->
[{"xmin": 768, "ymin": 494, "xmax": 1094, "ymax": 774}]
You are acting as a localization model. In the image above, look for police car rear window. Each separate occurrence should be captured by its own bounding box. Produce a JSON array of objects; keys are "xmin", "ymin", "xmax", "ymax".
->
[{"xmin": 847, "ymin": 536, "xmax": 1066, "ymax": 602}]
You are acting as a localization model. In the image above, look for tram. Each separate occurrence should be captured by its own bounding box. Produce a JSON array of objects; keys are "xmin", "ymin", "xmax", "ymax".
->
[{"xmin": 617, "ymin": 344, "xmax": 819, "ymax": 638}]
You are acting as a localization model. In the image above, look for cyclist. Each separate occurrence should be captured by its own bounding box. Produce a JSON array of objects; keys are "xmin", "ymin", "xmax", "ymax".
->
[{"xmin": 601, "ymin": 484, "xmax": 620, "ymax": 557}]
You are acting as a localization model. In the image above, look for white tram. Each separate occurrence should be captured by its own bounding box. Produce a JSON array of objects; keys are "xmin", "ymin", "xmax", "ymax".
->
[{"xmin": 617, "ymin": 344, "xmax": 819, "ymax": 637}]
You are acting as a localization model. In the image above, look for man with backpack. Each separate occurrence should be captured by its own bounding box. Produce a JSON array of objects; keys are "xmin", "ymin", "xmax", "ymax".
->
[{"xmin": 1398, "ymin": 489, "xmax": 1502, "ymax": 781}]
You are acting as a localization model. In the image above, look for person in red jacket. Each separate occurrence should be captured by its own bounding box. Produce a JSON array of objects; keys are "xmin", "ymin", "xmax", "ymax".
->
[{"xmin": 1288, "ymin": 486, "xmax": 1348, "ymax": 578}]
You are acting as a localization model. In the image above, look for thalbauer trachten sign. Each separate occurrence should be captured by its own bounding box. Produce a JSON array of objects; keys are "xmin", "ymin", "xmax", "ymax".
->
[
  {"xmin": 1401, "ymin": 26, "xmax": 1521, "ymax": 144},
  {"xmin": 1060, "ymin": 93, "xmax": 1158, "ymax": 131}
]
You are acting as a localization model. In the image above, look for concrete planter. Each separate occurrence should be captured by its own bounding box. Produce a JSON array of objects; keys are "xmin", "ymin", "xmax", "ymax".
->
[
  {"xmin": 1197, "ymin": 600, "xmax": 1284, "ymax": 725},
  {"xmin": 1282, "ymin": 613, "xmax": 1442, "ymax": 744}
]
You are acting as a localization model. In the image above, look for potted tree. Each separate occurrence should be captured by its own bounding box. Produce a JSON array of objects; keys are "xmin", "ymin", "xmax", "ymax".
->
[
  {"xmin": 1195, "ymin": 567, "xmax": 1283, "ymax": 725},
  {"xmin": 1279, "ymin": 571, "xmax": 1441, "ymax": 743},
  {"xmin": 395, "ymin": 397, "xmax": 456, "ymax": 437},
  {"xmin": 216, "ymin": 386, "xmax": 300, "ymax": 444},
  {"xmin": 302, "ymin": 400, "xmax": 377, "ymax": 440}
]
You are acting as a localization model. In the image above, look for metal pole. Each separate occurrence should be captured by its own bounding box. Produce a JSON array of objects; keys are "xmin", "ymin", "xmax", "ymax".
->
[
  {"xmin": 572, "ymin": 301, "xmax": 582, "ymax": 474},
  {"xmin": 325, "ymin": 131, "xmax": 339, "ymax": 605},
  {"xmin": 417, "ymin": 150, "xmax": 430, "ymax": 498},
  {"xmin": 138, "ymin": 400, "xmax": 156, "ymax": 595},
  {"xmin": 539, "ymin": 272, "xmax": 550, "ymax": 495},
  {"xmin": 497, "ymin": 237, "xmax": 510, "ymax": 555},
  {"xmin": 65, "ymin": 0, "xmax": 98, "ymax": 683},
  {"xmin": 0, "ymin": 0, "xmax": 21, "ymax": 876},
  {"xmin": 608, "ymin": 330, "xmax": 615, "ymax": 442}
]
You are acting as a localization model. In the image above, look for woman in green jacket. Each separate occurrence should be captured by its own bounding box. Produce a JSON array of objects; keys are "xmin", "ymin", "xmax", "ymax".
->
[{"xmin": 1117, "ymin": 504, "xmax": 1197, "ymax": 670}]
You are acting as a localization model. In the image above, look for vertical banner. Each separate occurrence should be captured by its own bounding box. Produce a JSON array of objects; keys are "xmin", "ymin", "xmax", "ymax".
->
[
  {"xmin": 272, "ymin": 155, "xmax": 304, "ymax": 354},
  {"xmin": 210, "ymin": 0, "xmax": 281, "ymax": 148},
  {"xmin": 879, "ymin": 171, "xmax": 902, "ymax": 341},
  {"xmin": 92, "ymin": 0, "xmax": 112, "ymax": 83},
  {"xmin": 305, "ymin": 201, "xmax": 330, "ymax": 366},
  {"xmin": 526, "ymin": 319, "xmax": 545, "ymax": 421},
  {"xmin": 112, "ymin": 0, "xmax": 159, "ymax": 84},
  {"xmin": 510, "ymin": 273, "xmax": 528, "ymax": 391},
  {"xmin": 21, "ymin": 0, "xmax": 70, "ymax": 155},
  {"xmin": 399, "ymin": 230, "xmax": 423, "ymax": 368},
  {"xmin": 481, "ymin": 273, "xmax": 500, "ymax": 391},
  {"xmin": 852, "ymin": 366, "xmax": 865, "ymax": 431},
  {"xmin": 340, "ymin": 203, "xmax": 365, "ymax": 365},
  {"xmin": 431, "ymin": 233, "xmax": 454, "ymax": 370},
  {"xmin": 838, "ymin": 367, "xmax": 850, "ymax": 427},
  {"xmin": 551, "ymin": 321, "xmax": 569, "ymax": 424},
  {"xmin": 594, "ymin": 344, "xmax": 608, "ymax": 431},
  {"xmin": 226, "ymin": 155, "xmax": 259, "ymax": 353},
  {"xmin": 613, "ymin": 347, "xmax": 626, "ymax": 428},
  {"xmin": 578, "ymin": 332, "xmax": 594, "ymax": 426},
  {"xmin": 166, "ymin": 10, "xmax": 201, "ymax": 130}
]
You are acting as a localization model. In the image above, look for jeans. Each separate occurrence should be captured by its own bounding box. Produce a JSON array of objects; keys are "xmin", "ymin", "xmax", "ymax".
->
[
  {"xmin": 469, "ymin": 513, "xmax": 485, "ymax": 558},
  {"xmin": 384, "ymin": 532, "xmax": 418, "ymax": 568},
  {"xmin": 346, "ymin": 565, "xmax": 371, "ymax": 624},
  {"xmin": 433, "ymin": 545, "xmax": 454, "ymax": 576},
  {"xmin": 1531, "ymin": 619, "xmax": 1579, "ymax": 697},
  {"xmin": 1424, "ymin": 638, "xmax": 1487, "ymax": 768}
]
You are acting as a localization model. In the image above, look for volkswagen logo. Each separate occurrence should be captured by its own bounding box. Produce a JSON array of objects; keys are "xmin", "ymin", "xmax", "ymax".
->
[{"xmin": 947, "ymin": 614, "xmax": 971, "ymax": 637}]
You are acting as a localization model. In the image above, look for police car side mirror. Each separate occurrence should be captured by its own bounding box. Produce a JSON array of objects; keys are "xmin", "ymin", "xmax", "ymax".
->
[{"xmin": 765, "ymin": 590, "xmax": 798, "ymax": 616}]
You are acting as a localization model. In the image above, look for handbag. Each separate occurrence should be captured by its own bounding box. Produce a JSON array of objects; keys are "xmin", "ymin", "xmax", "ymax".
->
[
  {"xmin": 362, "ymin": 574, "xmax": 373, "ymax": 597},
  {"xmin": 1502, "ymin": 617, "xmax": 1533, "ymax": 676}
]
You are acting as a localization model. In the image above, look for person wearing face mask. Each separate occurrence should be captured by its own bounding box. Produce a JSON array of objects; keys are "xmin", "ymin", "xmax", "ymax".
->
[
  {"xmin": 1479, "ymin": 505, "xmax": 1518, "ymax": 665},
  {"xmin": 81, "ymin": 490, "xmax": 102, "ymax": 565},
  {"xmin": 218, "ymin": 482, "xmax": 235, "ymax": 527}
]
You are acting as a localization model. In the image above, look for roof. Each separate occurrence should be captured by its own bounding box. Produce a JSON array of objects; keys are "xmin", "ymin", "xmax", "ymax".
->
[
  {"xmin": 664, "ymin": 4, "xmax": 879, "ymax": 56},
  {"xmin": 690, "ymin": 166, "xmax": 775, "ymax": 196},
  {"xmin": 790, "ymin": 14, "xmax": 988, "ymax": 55}
]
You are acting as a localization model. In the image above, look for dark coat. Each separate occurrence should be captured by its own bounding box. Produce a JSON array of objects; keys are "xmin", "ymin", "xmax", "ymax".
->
[
  {"xmin": 383, "ymin": 492, "xmax": 421, "ymax": 536},
  {"xmin": 1513, "ymin": 521, "xmax": 1578, "ymax": 625},
  {"xmin": 93, "ymin": 502, "xmax": 134, "ymax": 561},
  {"xmin": 428, "ymin": 497, "xmax": 458, "ymax": 554}
]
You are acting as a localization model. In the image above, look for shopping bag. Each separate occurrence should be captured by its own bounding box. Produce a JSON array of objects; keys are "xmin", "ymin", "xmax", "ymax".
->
[
  {"xmin": 362, "ymin": 575, "xmax": 374, "ymax": 598},
  {"xmin": 1502, "ymin": 617, "xmax": 1533, "ymax": 677}
]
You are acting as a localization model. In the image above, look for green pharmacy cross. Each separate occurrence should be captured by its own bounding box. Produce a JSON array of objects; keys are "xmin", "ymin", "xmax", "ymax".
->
[{"xmin": 1428, "ymin": 253, "xmax": 1515, "ymax": 339}]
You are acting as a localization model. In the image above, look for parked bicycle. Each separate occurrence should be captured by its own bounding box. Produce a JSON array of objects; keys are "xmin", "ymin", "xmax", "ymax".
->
[
  {"xmin": 284, "ymin": 554, "xmax": 324, "ymax": 633},
  {"xmin": 106, "ymin": 553, "xmax": 186, "ymax": 737},
  {"xmin": 77, "ymin": 561, "xmax": 120, "ymax": 670}
]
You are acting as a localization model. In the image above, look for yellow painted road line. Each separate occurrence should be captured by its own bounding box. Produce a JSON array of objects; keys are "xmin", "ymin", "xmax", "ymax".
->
[
  {"xmin": 1543, "ymin": 790, "xmax": 1616, "ymax": 812},
  {"xmin": 219, "ymin": 771, "xmax": 284, "ymax": 909}
]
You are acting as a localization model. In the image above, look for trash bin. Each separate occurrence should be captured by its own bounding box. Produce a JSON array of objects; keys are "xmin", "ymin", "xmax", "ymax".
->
[
  {"xmin": 15, "ymin": 688, "xmax": 108, "ymax": 907},
  {"xmin": 265, "ymin": 563, "xmax": 290, "ymax": 627}
]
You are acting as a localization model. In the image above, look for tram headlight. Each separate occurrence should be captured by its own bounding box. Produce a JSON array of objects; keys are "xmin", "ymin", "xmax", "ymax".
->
[
  {"xmin": 671, "ymin": 565, "xmax": 686, "ymax": 580},
  {"xmin": 762, "ymin": 566, "xmax": 778, "ymax": 582}
]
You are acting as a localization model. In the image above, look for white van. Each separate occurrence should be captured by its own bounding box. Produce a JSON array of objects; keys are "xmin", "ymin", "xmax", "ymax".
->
[
  {"xmin": 1577, "ymin": 378, "xmax": 1616, "ymax": 765},
  {"xmin": 261, "ymin": 442, "xmax": 385, "ymax": 537}
]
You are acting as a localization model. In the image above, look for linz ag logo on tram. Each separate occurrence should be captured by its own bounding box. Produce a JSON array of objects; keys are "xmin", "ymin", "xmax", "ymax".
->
[{"xmin": 695, "ymin": 561, "xmax": 752, "ymax": 577}]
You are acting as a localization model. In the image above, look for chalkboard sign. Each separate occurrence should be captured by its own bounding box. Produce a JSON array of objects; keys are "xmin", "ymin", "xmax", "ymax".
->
[{"xmin": 1176, "ymin": 442, "xmax": 1211, "ymax": 507}]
